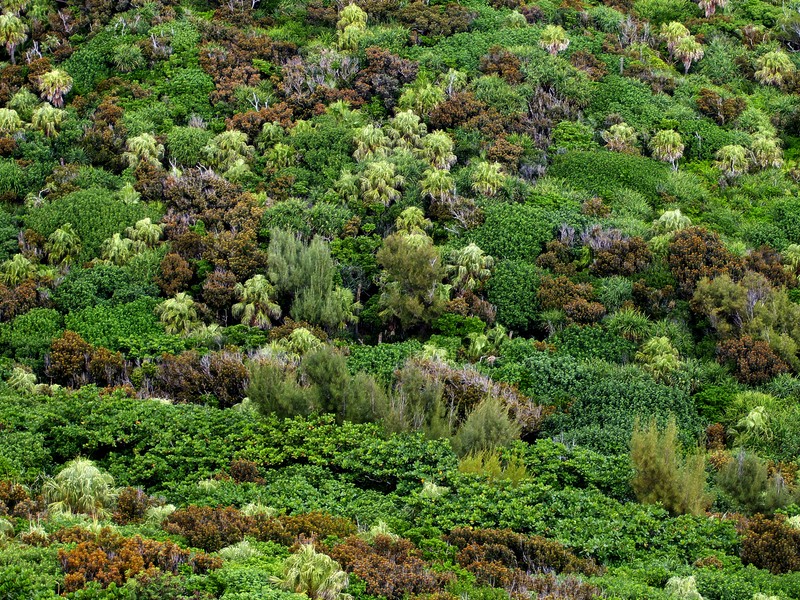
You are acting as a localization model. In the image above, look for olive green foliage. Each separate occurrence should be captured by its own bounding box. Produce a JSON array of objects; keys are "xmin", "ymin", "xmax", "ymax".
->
[{"xmin": 630, "ymin": 418, "xmax": 710, "ymax": 516}]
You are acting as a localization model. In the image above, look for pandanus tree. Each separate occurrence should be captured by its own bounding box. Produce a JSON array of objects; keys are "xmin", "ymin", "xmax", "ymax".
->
[
  {"xmin": 386, "ymin": 110, "xmax": 427, "ymax": 151},
  {"xmin": 46, "ymin": 223, "xmax": 81, "ymax": 266},
  {"xmin": 421, "ymin": 168, "xmax": 456, "ymax": 204},
  {"xmin": 156, "ymin": 292, "xmax": 201, "ymax": 336},
  {"xmin": 353, "ymin": 124, "xmax": 389, "ymax": 162},
  {"xmin": 471, "ymin": 161, "xmax": 505, "ymax": 196},
  {"xmin": 674, "ymin": 36, "xmax": 704, "ymax": 74},
  {"xmin": 601, "ymin": 122, "xmax": 638, "ymax": 154},
  {"xmin": 31, "ymin": 104, "xmax": 65, "ymax": 137},
  {"xmin": 0, "ymin": 108, "xmax": 22, "ymax": 135},
  {"xmin": 123, "ymin": 133, "xmax": 164, "ymax": 169},
  {"xmin": 755, "ymin": 51, "xmax": 796, "ymax": 87},
  {"xmin": 203, "ymin": 130, "xmax": 254, "ymax": 172},
  {"xmin": 447, "ymin": 243, "xmax": 495, "ymax": 293},
  {"xmin": 37, "ymin": 69, "xmax": 73, "ymax": 108},
  {"xmin": 0, "ymin": 13, "xmax": 27, "ymax": 65},
  {"xmin": 359, "ymin": 160, "xmax": 404, "ymax": 208},
  {"xmin": 0, "ymin": 253, "xmax": 36, "ymax": 285},
  {"xmin": 653, "ymin": 208, "xmax": 691, "ymax": 234},
  {"xmin": 100, "ymin": 233, "xmax": 135, "ymax": 266},
  {"xmin": 660, "ymin": 22, "xmax": 689, "ymax": 59},
  {"xmin": 125, "ymin": 218, "xmax": 163, "ymax": 249},
  {"xmin": 271, "ymin": 544, "xmax": 350, "ymax": 600},
  {"xmin": 232, "ymin": 274, "xmax": 282, "ymax": 329},
  {"xmin": 43, "ymin": 458, "xmax": 117, "ymax": 519},
  {"xmin": 420, "ymin": 130, "xmax": 457, "ymax": 170},
  {"xmin": 398, "ymin": 82, "xmax": 445, "ymax": 116},
  {"xmin": 750, "ymin": 134, "xmax": 783, "ymax": 169},
  {"xmin": 539, "ymin": 25, "xmax": 569, "ymax": 55},
  {"xmin": 650, "ymin": 129, "xmax": 684, "ymax": 170},
  {"xmin": 337, "ymin": 3, "xmax": 367, "ymax": 52},
  {"xmin": 714, "ymin": 144, "xmax": 749, "ymax": 180}
]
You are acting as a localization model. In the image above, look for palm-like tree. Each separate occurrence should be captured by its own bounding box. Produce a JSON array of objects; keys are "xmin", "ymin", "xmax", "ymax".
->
[
  {"xmin": 539, "ymin": 25, "xmax": 569, "ymax": 55},
  {"xmin": 123, "ymin": 132, "xmax": 164, "ymax": 169},
  {"xmin": 699, "ymin": 0, "xmax": 727, "ymax": 17},
  {"xmin": 30, "ymin": 103, "xmax": 65, "ymax": 137},
  {"xmin": 0, "ymin": 13, "xmax": 27, "ymax": 65},
  {"xmin": 783, "ymin": 244, "xmax": 800, "ymax": 279},
  {"xmin": 337, "ymin": 23, "xmax": 363, "ymax": 53},
  {"xmin": 43, "ymin": 458, "xmax": 118, "ymax": 518},
  {"xmin": 652, "ymin": 208, "xmax": 691, "ymax": 234},
  {"xmin": 360, "ymin": 160, "xmax": 404, "ymax": 207},
  {"xmin": 46, "ymin": 223, "xmax": 81, "ymax": 266},
  {"xmin": 326, "ymin": 100, "xmax": 364, "ymax": 128},
  {"xmin": 334, "ymin": 168, "xmax": 360, "ymax": 204},
  {"xmin": 156, "ymin": 292, "xmax": 201, "ymax": 336},
  {"xmin": 714, "ymin": 144, "xmax": 749, "ymax": 179},
  {"xmin": 336, "ymin": 4, "xmax": 367, "ymax": 53},
  {"xmin": 203, "ymin": 130, "xmax": 254, "ymax": 171},
  {"xmin": 0, "ymin": 108, "xmax": 22, "ymax": 135},
  {"xmin": 100, "ymin": 233, "xmax": 135, "ymax": 265},
  {"xmin": 0, "ymin": 253, "xmax": 36, "ymax": 285},
  {"xmin": 649, "ymin": 129, "xmax": 684, "ymax": 170},
  {"xmin": 112, "ymin": 43, "xmax": 144, "ymax": 73},
  {"xmin": 750, "ymin": 134, "xmax": 783, "ymax": 169},
  {"xmin": 755, "ymin": 51, "xmax": 796, "ymax": 87},
  {"xmin": 471, "ymin": 161, "xmax": 505, "ymax": 196},
  {"xmin": 420, "ymin": 168, "xmax": 456, "ymax": 204},
  {"xmin": 601, "ymin": 122, "xmax": 638, "ymax": 154},
  {"xmin": 353, "ymin": 124, "xmax": 389, "ymax": 162},
  {"xmin": 447, "ymin": 243, "xmax": 495, "ymax": 293},
  {"xmin": 337, "ymin": 3, "xmax": 367, "ymax": 30},
  {"xmin": 125, "ymin": 218, "xmax": 163, "ymax": 249},
  {"xmin": 635, "ymin": 336, "xmax": 681, "ymax": 382},
  {"xmin": 420, "ymin": 130, "xmax": 457, "ymax": 170},
  {"xmin": 271, "ymin": 544, "xmax": 351, "ymax": 600},
  {"xmin": 386, "ymin": 110, "xmax": 427, "ymax": 150},
  {"xmin": 37, "ymin": 69, "xmax": 73, "ymax": 108},
  {"xmin": 395, "ymin": 206, "xmax": 431, "ymax": 236},
  {"xmin": 232, "ymin": 274, "xmax": 282, "ymax": 329},
  {"xmin": 660, "ymin": 22, "xmax": 690, "ymax": 59},
  {"xmin": 267, "ymin": 142, "xmax": 296, "ymax": 169},
  {"xmin": 674, "ymin": 36, "xmax": 704, "ymax": 74},
  {"xmin": 8, "ymin": 87, "xmax": 39, "ymax": 120},
  {"xmin": 398, "ymin": 83, "xmax": 445, "ymax": 117}
]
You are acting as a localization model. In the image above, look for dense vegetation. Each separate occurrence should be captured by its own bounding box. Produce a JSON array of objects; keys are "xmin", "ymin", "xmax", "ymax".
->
[{"xmin": 3, "ymin": 0, "xmax": 800, "ymax": 597}]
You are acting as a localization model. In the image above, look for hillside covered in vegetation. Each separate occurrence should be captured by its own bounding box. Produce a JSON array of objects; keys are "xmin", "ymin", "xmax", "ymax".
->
[{"xmin": 3, "ymin": 0, "xmax": 800, "ymax": 598}]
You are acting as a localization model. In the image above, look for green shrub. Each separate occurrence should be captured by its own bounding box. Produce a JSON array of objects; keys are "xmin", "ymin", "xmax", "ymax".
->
[
  {"xmin": 549, "ymin": 151, "xmax": 669, "ymax": 202},
  {"xmin": 0, "ymin": 308, "xmax": 64, "ymax": 370},
  {"xmin": 25, "ymin": 188, "xmax": 156, "ymax": 262}
]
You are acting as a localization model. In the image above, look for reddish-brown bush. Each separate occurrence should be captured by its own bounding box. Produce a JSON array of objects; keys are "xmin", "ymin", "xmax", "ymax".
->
[
  {"xmin": 112, "ymin": 487, "xmax": 153, "ymax": 525},
  {"xmin": 163, "ymin": 506, "xmax": 253, "ymax": 552},
  {"xmin": 157, "ymin": 253, "xmax": 193, "ymax": 297},
  {"xmin": 48, "ymin": 331, "xmax": 92, "ymax": 385},
  {"xmin": 479, "ymin": 47, "xmax": 524, "ymax": 84},
  {"xmin": 697, "ymin": 88, "xmax": 746, "ymax": 125},
  {"xmin": 537, "ymin": 276, "xmax": 595, "ymax": 311},
  {"xmin": 330, "ymin": 535, "xmax": 453, "ymax": 599},
  {"xmin": 58, "ymin": 529, "xmax": 220, "ymax": 592},
  {"xmin": 716, "ymin": 336, "xmax": 790, "ymax": 385},
  {"xmin": 255, "ymin": 512, "xmax": 357, "ymax": 545},
  {"xmin": 229, "ymin": 459, "xmax": 263, "ymax": 484},
  {"xmin": 668, "ymin": 227, "xmax": 742, "ymax": 297},
  {"xmin": 745, "ymin": 247, "xmax": 796, "ymax": 288},
  {"xmin": 353, "ymin": 47, "xmax": 418, "ymax": 109},
  {"xmin": 590, "ymin": 237, "xmax": 651, "ymax": 277},
  {"xmin": 741, "ymin": 514, "xmax": 800, "ymax": 574},
  {"xmin": 445, "ymin": 527, "xmax": 601, "ymax": 577}
]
